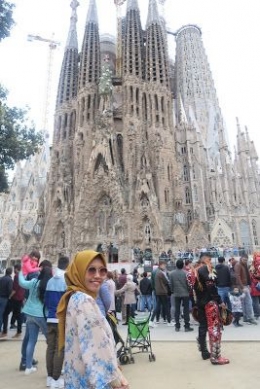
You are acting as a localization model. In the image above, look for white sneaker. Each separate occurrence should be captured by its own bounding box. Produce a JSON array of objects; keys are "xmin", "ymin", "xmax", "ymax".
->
[
  {"xmin": 25, "ymin": 367, "xmax": 37, "ymax": 375},
  {"xmin": 149, "ymin": 321, "xmax": 157, "ymax": 328},
  {"xmin": 51, "ymin": 377, "xmax": 64, "ymax": 389},
  {"xmin": 167, "ymin": 322, "xmax": 175, "ymax": 327},
  {"xmin": 57, "ymin": 377, "xmax": 64, "ymax": 388},
  {"xmin": 46, "ymin": 376, "xmax": 53, "ymax": 387}
]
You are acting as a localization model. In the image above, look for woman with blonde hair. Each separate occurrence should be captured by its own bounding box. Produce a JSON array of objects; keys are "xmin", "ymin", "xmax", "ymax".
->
[{"xmin": 57, "ymin": 250, "xmax": 129, "ymax": 389}]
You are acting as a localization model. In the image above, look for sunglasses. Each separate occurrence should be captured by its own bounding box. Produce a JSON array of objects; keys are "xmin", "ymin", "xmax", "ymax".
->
[{"xmin": 87, "ymin": 267, "xmax": 108, "ymax": 277}]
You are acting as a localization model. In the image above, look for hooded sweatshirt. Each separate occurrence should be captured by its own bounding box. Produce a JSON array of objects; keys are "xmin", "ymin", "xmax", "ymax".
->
[{"xmin": 45, "ymin": 268, "xmax": 67, "ymax": 323}]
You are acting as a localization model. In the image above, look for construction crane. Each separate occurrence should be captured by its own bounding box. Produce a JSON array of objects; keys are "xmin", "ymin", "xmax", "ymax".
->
[
  {"xmin": 27, "ymin": 34, "xmax": 61, "ymax": 137},
  {"xmin": 114, "ymin": 0, "xmax": 126, "ymax": 79}
]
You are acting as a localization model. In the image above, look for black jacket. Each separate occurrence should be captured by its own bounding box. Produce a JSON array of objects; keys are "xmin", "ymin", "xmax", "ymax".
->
[
  {"xmin": 195, "ymin": 265, "xmax": 221, "ymax": 307},
  {"xmin": 140, "ymin": 277, "xmax": 152, "ymax": 295},
  {"xmin": 215, "ymin": 264, "xmax": 231, "ymax": 287}
]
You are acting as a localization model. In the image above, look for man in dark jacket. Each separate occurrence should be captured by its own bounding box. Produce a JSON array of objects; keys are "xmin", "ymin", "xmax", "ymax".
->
[
  {"xmin": 0, "ymin": 267, "xmax": 13, "ymax": 338},
  {"xmin": 139, "ymin": 272, "xmax": 152, "ymax": 312},
  {"xmin": 149, "ymin": 260, "xmax": 173, "ymax": 327},
  {"xmin": 169, "ymin": 259, "xmax": 193, "ymax": 332},
  {"xmin": 215, "ymin": 257, "xmax": 232, "ymax": 310}
]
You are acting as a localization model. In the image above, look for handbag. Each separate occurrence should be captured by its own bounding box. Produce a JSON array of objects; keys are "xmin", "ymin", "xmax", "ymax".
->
[
  {"xmin": 191, "ymin": 306, "xmax": 199, "ymax": 322},
  {"xmin": 219, "ymin": 307, "xmax": 233, "ymax": 326}
]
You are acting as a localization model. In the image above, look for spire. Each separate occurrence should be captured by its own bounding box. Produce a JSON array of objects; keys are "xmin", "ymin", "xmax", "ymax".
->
[
  {"xmin": 86, "ymin": 0, "xmax": 98, "ymax": 24},
  {"xmin": 178, "ymin": 94, "xmax": 188, "ymax": 125},
  {"xmin": 127, "ymin": 0, "xmax": 139, "ymax": 11},
  {"xmin": 56, "ymin": 0, "xmax": 79, "ymax": 107},
  {"xmin": 145, "ymin": 0, "xmax": 169, "ymax": 85},
  {"xmin": 66, "ymin": 0, "xmax": 79, "ymax": 49},
  {"xmin": 236, "ymin": 117, "xmax": 241, "ymax": 134},
  {"xmin": 123, "ymin": 0, "xmax": 144, "ymax": 78},
  {"xmin": 146, "ymin": 0, "xmax": 161, "ymax": 27},
  {"xmin": 78, "ymin": 0, "xmax": 100, "ymax": 88}
]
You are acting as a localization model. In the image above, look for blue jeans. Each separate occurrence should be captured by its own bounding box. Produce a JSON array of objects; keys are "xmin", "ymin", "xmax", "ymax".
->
[
  {"xmin": 0, "ymin": 297, "xmax": 8, "ymax": 332},
  {"xmin": 140, "ymin": 295, "xmax": 152, "ymax": 312},
  {"xmin": 21, "ymin": 315, "xmax": 47, "ymax": 368},
  {"xmin": 242, "ymin": 287, "xmax": 255, "ymax": 321},
  {"xmin": 251, "ymin": 296, "xmax": 260, "ymax": 318},
  {"xmin": 217, "ymin": 287, "xmax": 232, "ymax": 311}
]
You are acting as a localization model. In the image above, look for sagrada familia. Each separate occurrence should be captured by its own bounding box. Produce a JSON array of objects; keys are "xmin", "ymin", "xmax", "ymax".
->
[{"xmin": 0, "ymin": 0, "xmax": 259, "ymax": 264}]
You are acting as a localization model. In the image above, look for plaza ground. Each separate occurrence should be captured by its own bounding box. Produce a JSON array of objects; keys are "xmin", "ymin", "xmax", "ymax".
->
[{"xmin": 0, "ymin": 322, "xmax": 260, "ymax": 389}]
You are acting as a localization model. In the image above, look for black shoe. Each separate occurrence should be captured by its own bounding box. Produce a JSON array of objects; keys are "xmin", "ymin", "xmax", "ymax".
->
[
  {"xmin": 122, "ymin": 322, "xmax": 128, "ymax": 325},
  {"xmin": 19, "ymin": 362, "xmax": 26, "ymax": 371},
  {"xmin": 201, "ymin": 350, "xmax": 211, "ymax": 360},
  {"xmin": 175, "ymin": 327, "xmax": 180, "ymax": 332},
  {"xmin": 185, "ymin": 327, "xmax": 194, "ymax": 332},
  {"xmin": 10, "ymin": 324, "xmax": 17, "ymax": 330},
  {"xmin": 20, "ymin": 359, "xmax": 38, "ymax": 370}
]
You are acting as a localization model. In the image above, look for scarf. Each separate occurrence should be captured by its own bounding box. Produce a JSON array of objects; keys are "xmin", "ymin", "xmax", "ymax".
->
[{"xmin": 57, "ymin": 250, "xmax": 106, "ymax": 351}]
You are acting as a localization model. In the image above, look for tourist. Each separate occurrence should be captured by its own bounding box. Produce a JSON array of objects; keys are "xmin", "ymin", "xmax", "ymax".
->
[
  {"xmin": 194, "ymin": 253, "xmax": 229, "ymax": 365},
  {"xmin": 149, "ymin": 260, "xmax": 173, "ymax": 327},
  {"xmin": 234, "ymin": 256, "xmax": 258, "ymax": 324},
  {"xmin": 215, "ymin": 256, "xmax": 232, "ymax": 310},
  {"xmin": 2, "ymin": 264, "xmax": 25, "ymax": 339},
  {"xmin": 249, "ymin": 252, "xmax": 260, "ymax": 319},
  {"xmin": 229, "ymin": 287, "xmax": 245, "ymax": 327},
  {"xmin": 45, "ymin": 256, "xmax": 70, "ymax": 389},
  {"xmin": 169, "ymin": 259, "xmax": 193, "ymax": 332},
  {"xmin": 117, "ymin": 268, "xmax": 127, "ymax": 322},
  {"xmin": 139, "ymin": 272, "xmax": 152, "ymax": 312},
  {"xmin": 57, "ymin": 250, "xmax": 129, "ymax": 389},
  {"xmin": 106, "ymin": 271, "xmax": 116, "ymax": 315},
  {"xmin": 96, "ymin": 280, "xmax": 112, "ymax": 317},
  {"xmin": 116, "ymin": 274, "xmax": 138, "ymax": 325},
  {"xmin": 19, "ymin": 265, "xmax": 52, "ymax": 374},
  {"xmin": 0, "ymin": 267, "xmax": 13, "ymax": 338}
]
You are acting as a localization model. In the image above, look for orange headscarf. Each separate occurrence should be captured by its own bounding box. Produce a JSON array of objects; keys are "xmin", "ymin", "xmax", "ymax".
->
[{"xmin": 57, "ymin": 250, "xmax": 106, "ymax": 351}]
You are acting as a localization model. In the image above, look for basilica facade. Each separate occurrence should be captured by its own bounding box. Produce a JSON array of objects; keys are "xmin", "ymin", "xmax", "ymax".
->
[{"xmin": 0, "ymin": 0, "xmax": 259, "ymax": 264}]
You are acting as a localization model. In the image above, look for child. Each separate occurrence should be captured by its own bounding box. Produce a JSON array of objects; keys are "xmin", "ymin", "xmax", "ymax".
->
[
  {"xmin": 21, "ymin": 254, "xmax": 40, "ymax": 276},
  {"xmin": 229, "ymin": 287, "xmax": 245, "ymax": 327}
]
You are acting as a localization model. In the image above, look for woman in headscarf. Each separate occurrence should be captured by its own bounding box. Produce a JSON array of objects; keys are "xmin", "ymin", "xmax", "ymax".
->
[{"xmin": 57, "ymin": 250, "xmax": 129, "ymax": 389}]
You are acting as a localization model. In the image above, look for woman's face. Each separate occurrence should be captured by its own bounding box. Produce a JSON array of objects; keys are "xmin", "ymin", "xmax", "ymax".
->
[{"xmin": 84, "ymin": 257, "xmax": 107, "ymax": 294}]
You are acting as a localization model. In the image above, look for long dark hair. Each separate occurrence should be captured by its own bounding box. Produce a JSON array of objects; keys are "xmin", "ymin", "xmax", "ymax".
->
[{"xmin": 37, "ymin": 266, "xmax": 52, "ymax": 304}]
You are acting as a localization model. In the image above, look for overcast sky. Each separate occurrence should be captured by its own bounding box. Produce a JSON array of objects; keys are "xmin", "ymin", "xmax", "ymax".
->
[{"xmin": 0, "ymin": 0, "xmax": 259, "ymax": 155}]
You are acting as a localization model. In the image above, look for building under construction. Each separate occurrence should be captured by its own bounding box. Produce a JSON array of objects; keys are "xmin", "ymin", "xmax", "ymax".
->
[{"xmin": 0, "ymin": 0, "xmax": 259, "ymax": 264}]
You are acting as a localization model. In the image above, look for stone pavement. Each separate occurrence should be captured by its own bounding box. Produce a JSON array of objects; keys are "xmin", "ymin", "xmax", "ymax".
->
[{"xmin": 0, "ymin": 320, "xmax": 260, "ymax": 389}]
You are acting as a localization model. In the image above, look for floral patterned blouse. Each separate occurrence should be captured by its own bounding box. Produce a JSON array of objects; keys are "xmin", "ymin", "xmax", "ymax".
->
[{"xmin": 64, "ymin": 292, "xmax": 120, "ymax": 389}]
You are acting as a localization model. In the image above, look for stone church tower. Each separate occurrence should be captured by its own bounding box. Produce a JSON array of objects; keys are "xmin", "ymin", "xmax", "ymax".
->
[{"xmin": 1, "ymin": 0, "xmax": 259, "ymax": 265}]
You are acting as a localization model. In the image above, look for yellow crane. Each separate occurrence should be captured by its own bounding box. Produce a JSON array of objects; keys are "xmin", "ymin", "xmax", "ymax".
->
[
  {"xmin": 27, "ymin": 34, "xmax": 60, "ymax": 137},
  {"xmin": 114, "ymin": 0, "xmax": 126, "ymax": 78}
]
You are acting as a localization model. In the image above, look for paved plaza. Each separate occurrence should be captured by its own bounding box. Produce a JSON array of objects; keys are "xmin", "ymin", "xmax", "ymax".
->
[{"xmin": 0, "ymin": 321, "xmax": 260, "ymax": 389}]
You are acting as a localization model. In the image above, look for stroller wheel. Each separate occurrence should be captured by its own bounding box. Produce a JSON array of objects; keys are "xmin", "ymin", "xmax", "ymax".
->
[
  {"xmin": 149, "ymin": 353, "xmax": 156, "ymax": 362},
  {"xmin": 151, "ymin": 353, "xmax": 156, "ymax": 361},
  {"xmin": 119, "ymin": 354, "xmax": 129, "ymax": 365},
  {"xmin": 130, "ymin": 357, "xmax": 135, "ymax": 364}
]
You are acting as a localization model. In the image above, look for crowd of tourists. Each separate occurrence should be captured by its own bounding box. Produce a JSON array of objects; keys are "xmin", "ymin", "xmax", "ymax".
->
[{"xmin": 0, "ymin": 249, "xmax": 260, "ymax": 386}]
